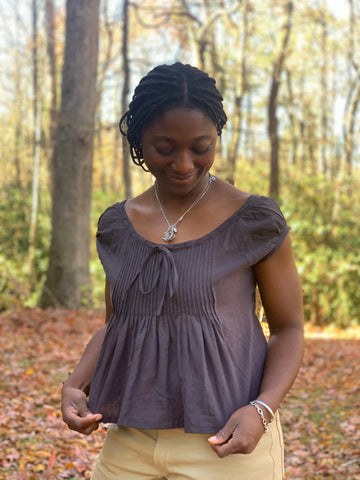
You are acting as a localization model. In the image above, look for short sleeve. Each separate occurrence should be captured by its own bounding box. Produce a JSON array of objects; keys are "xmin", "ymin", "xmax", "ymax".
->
[
  {"xmin": 96, "ymin": 202, "xmax": 127, "ymax": 283},
  {"xmin": 245, "ymin": 195, "xmax": 290, "ymax": 263}
]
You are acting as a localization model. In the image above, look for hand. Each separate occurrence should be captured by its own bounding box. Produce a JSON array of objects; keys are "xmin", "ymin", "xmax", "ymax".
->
[
  {"xmin": 208, "ymin": 405, "xmax": 265, "ymax": 458},
  {"xmin": 61, "ymin": 385, "xmax": 102, "ymax": 435}
]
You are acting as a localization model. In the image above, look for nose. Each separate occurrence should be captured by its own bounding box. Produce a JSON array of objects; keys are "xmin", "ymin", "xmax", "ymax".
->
[{"xmin": 172, "ymin": 149, "xmax": 194, "ymax": 174}]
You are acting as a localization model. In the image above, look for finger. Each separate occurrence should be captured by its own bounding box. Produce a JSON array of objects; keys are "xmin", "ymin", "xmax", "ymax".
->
[
  {"xmin": 66, "ymin": 398, "xmax": 102, "ymax": 421},
  {"xmin": 209, "ymin": 437, "xmax": 236, "ymax": 458},
  {"xmin": 208, "ymin": 423, "xmax": 234, "ymax": 446},
  {"xmin": 70, "ymin": 401, "xmax": 94, "ymax": 418},
  {"xmin": 65, "ymin": 410, "xmax": 102, "ymax": 431},
  {"xmin": 67, "ymin": 417, "xmax": 100, "ymax": 435},
  {"xmin": 81, "ymin": 420, "xmax": 101, "ymax": 436}
]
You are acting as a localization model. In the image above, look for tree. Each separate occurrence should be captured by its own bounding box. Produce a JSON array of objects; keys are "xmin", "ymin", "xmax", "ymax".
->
[
  {"xmin": 268, "ymin": 0, "xmax": 294, "ymax": 198},
  {"xmin": 121, "ymin": 0, "xmax": 132, "ymax": 199},
  {"xmin": 318, "ymin": 0, "xmax": 331, "ymax": 176},
  {"xmin": 45, "ymin": 0, "xmax": 57, "ymax": 155},
  {"xmin": 28, "ymin": 0, "xmax": 41, "ymax": 275},
  {"xmin": 41, "ymin": 0, "xmax": 100, "ymax": 308},
  {"xmin": 227, "ymin": 0, "xmax": 251, "ymax": 177},
  {"xmin": 343, "ymin": 0, "xmax": 360, "ymax": 178}
]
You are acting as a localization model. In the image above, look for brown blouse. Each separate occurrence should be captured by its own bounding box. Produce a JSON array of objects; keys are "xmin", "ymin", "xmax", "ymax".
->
[{"xmin": 88, "ymin": 195, "xmax": 290, "ymax": 433}]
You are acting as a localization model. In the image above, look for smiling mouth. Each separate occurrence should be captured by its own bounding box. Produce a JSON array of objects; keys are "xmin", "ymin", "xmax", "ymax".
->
[{"xmin": 169, "ymin": 174, "xmax": 193, "ymax": 183}]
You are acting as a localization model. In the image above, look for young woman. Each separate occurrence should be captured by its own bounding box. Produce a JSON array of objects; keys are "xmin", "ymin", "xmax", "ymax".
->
[{"xmin": 61, "ymin": 62, "xmax": 304, "ymax": 480}]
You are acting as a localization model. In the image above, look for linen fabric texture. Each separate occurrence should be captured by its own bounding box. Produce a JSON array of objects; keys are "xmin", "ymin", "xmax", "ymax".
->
[{"xmin": 88, "ymin": 195, "xmax": 290, "ymax": 434}]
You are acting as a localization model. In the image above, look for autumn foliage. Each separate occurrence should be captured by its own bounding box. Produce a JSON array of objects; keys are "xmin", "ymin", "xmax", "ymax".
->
[{"xmin": 1, "ymin": 309, "xmax": 359, "ymax": 479}]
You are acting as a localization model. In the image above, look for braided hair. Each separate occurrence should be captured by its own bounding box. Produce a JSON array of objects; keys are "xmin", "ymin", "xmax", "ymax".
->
[{"xmin": 119, "ymin": 62, "xmax": 227, "ymax": 170}]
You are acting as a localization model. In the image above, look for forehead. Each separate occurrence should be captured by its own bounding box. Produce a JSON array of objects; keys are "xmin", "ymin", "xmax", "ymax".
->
[{"xmin": 142, "ymin": 108, "xmax": 217, "ymax": 140}]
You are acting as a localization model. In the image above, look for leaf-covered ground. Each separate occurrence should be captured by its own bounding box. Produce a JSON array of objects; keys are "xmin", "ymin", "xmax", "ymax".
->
[{"xmin": 1, "ymin": 309, "xmax": 359, "ymax": 480}]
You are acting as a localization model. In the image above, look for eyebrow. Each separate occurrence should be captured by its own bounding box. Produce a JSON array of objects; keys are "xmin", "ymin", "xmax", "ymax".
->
[{"xmin": 151, "ymin": 135, "xmax": 213, "ymax": 142}]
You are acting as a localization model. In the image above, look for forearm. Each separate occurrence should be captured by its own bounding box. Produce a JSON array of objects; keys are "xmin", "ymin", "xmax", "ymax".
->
[
  {"xmin": 64, "ymin": 325, "xmax": 107, "ymax": 395},
  {"xmin": 257, "ymin": 325, "xmax": 304, "ymax": 415}
]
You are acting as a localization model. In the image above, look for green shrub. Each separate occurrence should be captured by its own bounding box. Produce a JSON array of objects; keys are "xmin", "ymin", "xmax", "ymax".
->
[{"xmin": 281, "ymin": 174, "xmax": 360, "ymax": 327}]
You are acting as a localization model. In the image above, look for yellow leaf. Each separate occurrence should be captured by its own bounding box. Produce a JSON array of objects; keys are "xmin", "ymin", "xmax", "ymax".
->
[{"xmin": 33, "ymin": 464, "xmax": 46, "ymax": 472}]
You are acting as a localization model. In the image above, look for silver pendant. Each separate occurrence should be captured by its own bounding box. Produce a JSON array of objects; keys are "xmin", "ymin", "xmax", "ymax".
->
[{"xmin": 163, "ymin": 225, "xmax": 177, "ymax": 242}]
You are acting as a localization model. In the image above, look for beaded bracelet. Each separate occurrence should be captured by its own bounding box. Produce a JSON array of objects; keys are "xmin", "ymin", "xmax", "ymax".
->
[
  {"xmin": 250, "ymin": 401, "xmax": 268, "ymax": 433},
  {"xmin": 253, "ymin": 400, "xmax": 275, "ymax": 422}
]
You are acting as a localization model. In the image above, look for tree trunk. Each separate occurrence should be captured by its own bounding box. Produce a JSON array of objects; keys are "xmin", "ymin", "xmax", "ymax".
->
[
  {"xmin": 41, "ymin": 0, "xmax": 100, "ymax": 308},
  {"xmin": 28, "ymin": 0, "xmax": 41, "ymax": 276},
  {"xmin": 96, "ymin": 0, "xmax": 115, "ymax": 193},
  {"xmin": 268, "ymin": 0, "xmax": 293, "ymax": 199},
  {"xmin": 343, "ymin": 0, "xmax": 359, "ymax": 178},
  {"xmin": 245, "ymin": 94, "xmax": 253, "ymax": 165},
  {"xmin": 121, "ymin": 0, "xmax": 132, "ymax": 199},
  {"xmin": 227, "ymin": 0, "xmax": 250, "ymax": 177},
  {"xmin": 285, "ymin": 70, "xmax": 298, "ymax": 166},
  {"xmin": 319, "ymin": 2, "xmax": 328, "ymax": 175},
  {"xmin": 45, "ymin": 0, "xmax": 58, "ymax": 154},
  {"xmin": 344, "ymin": 81, "xmax": 360, "ymax": 176}
]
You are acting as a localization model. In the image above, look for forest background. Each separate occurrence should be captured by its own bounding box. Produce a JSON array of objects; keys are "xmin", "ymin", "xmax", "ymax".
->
[
  {"xmin": 0, "ymin": 0, "xmax": 360, "ymax": 326},
  {"xmin": 1, "ymin": 2, "xmax": 360, "ymax": 479}
]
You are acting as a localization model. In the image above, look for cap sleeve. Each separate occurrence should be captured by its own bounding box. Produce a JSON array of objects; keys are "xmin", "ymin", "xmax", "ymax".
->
[
  {"xmin": 244, "ymin": 195, "xmax": 290, "ymax": 263},
  {"xmin": 219, "ymin": 195, "xmax": 290, "ymax": 270},
  {"xmin": 96, "ymin": 202, "xmax": 127, "ymax": 283}
]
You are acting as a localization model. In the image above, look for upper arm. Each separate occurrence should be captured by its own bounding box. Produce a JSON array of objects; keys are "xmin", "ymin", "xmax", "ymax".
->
[
  {"xmin": 105, "ymin": 278, "xmax": 113, "ymax": 324},
  {"xmin": 254, "ymin": 234, "xmax": 303, "ymax": 334}
]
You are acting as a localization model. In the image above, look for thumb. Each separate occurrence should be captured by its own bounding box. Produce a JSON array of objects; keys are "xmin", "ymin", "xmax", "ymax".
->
[{"xmin": 208, "ymin": 424, "xmax": 234, "ymax": 445}]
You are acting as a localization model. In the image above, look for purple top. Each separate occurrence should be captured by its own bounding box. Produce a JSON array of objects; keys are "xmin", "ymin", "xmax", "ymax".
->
[{"xmin": 88, "ymin": 195, "xmax": 290, "ymax": 433}]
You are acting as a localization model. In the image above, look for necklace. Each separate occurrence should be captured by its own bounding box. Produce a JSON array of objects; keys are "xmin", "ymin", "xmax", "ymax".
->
[{"xmin": 154, "ymin": 173, "xmax": 216, "ymax": 242}]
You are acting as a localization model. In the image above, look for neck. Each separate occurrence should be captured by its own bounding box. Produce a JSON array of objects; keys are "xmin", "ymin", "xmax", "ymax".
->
[
  {"xmin": 154, "ymin": 173, "xmax": 215, "ymax": 218},
  {"xmin": 154, "ymin": 173, "xmax": 215, "ymax": 242},
  {"xmin": 154, "ymin": 173, "xmax": 212, "ymax": 210}
]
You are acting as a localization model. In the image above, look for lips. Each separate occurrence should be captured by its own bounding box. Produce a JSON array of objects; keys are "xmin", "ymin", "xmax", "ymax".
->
[{"xmin": 169, "ymin": 174, "xmax": 194, "ymax": 184}]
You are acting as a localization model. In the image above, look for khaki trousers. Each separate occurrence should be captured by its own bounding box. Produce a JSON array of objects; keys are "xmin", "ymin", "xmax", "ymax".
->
[{"xmin": 91, "ymin": 413, "xmax": 284, "ymax": 480}]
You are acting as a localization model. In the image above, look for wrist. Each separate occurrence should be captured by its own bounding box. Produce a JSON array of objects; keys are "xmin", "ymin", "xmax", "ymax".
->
[
  {"xmin": 62, "ymin": 378, "xmax": 90, "ymax": 395},
  {"xmin": 253, "ymin": 399, "xmax": 275, "ymax": 423},
  {"xmin": 249, "ymin": 401, "xmax": 268, "ymax": 433}
]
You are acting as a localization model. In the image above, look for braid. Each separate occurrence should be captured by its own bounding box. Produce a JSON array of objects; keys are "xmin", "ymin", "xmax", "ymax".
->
[{"xmin": 119, "ymin": 62, "xmax": 227, "ymax": 170}]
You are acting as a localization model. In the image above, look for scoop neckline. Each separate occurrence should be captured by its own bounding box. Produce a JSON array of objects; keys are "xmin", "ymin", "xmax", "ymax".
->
[{"xmin": 121, "ymin": 195, "xmax": 254, "ymax": 249}]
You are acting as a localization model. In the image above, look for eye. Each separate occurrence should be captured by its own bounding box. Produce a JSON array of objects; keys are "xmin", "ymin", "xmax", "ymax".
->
[
  {"xmin": 154, "ymin": 146, "xmax": 173, "ymax": 156},
  {"xmin": 192, "ymin": 144, "xmax": 212, "ymax": 155}
]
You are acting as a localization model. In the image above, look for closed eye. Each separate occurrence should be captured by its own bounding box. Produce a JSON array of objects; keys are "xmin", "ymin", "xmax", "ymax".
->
[
  {"xmin": 155, "ymin": 146, "xmax": 173, "ymax": 156},
  {"xmin": 192, "ymin": 144, "xmax": 212, "ymax": 155},
  {"xmin": 154, "ymin": 144, "xmax": 212, "ymax": 156}
]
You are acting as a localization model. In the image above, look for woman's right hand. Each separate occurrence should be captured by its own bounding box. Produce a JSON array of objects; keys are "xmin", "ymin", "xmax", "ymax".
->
[{"xmin": 61, "ymin": 384, "xmax": 102, "ymax": 435}]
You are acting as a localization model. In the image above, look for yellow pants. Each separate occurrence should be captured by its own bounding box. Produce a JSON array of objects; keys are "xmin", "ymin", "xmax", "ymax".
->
[{"xmin": 91, "ymin": 414, "xmax": 284, "ymax": 480}]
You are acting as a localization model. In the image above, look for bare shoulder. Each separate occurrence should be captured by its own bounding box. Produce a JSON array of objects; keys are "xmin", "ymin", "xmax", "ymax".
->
[
  {"xmin": 125, "ymin": 188, "xmax": 154, "ymax": 217},
  {"xmin": 210, "ymin": 177, "xmax": 250, "ymax": 212}
]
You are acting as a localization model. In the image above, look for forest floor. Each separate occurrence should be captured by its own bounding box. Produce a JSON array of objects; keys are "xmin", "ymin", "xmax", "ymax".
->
[{"xmin": 1, "ymin": 309, "xmax": 359, "ymax": 480}]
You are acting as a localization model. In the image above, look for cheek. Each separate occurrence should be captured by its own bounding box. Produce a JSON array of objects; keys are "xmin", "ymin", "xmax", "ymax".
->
[{"xmin": 142, "ymin": 150, "xmax": 167, "ymax": 172}]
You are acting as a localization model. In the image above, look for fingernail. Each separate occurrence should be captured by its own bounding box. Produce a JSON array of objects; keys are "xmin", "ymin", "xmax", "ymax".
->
[{"xmin": 208, "ymin": 436, "xmax": 217, "ymax": 443}]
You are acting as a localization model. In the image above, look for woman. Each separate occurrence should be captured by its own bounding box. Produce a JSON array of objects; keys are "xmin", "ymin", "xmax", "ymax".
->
[{"xmin": 61, "ymin": 62, "xmax": 304, "ymax": 480}]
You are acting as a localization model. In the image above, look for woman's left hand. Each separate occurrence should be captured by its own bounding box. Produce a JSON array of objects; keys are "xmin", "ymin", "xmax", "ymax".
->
[{"xmin": 208, "ymin": 405, "xmax": 266, "ymax": 458}]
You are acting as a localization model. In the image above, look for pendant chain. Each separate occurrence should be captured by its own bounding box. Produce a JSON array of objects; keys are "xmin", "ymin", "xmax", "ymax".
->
[{"xmin": 154, "ymin": 173, "xmax": 216, "ymax": 242}]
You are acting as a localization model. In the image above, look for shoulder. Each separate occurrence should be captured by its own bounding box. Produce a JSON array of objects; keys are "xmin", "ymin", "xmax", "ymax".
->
[
  {"xmin": 239, "ymin": 195, "xmax": 289, "ymax": 239},
  {"xmin": 96, "ymin": 201, "xmax": 126, "ymax": 241},
  {"xmin": 209, "ymin": 178, "xmax": 250, "ymax": 217},
  {"xmin": 217, "ymin": 189, "xmax": 290, "ymax": 262},
  {"xmin": 210, "ymin": 180, "xmax": 285, "ymax": 224},
  {"xmin": 98, "ymin": 202, "xmax": 123, "ymax": 221},
  {"xmin": 124, "ymin": 188, "xmax": 155, "ymax": 219},
  {"xmin": 243, "ymin": 195, "xmax": 290, "ymax": 262},
  {"xmin": 248, "ymin": 195, "xmax": 285, "ymax": 215}
]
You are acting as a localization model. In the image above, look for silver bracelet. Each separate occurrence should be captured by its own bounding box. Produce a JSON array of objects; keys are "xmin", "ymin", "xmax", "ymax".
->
[
  {"xmin": 250, "ymin": 401, "xmax": 268, "ymax": 433},
  {"xmin": 253, "ymin": 400, "xmax": 275, "ymax": 422}
]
